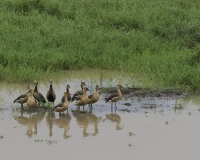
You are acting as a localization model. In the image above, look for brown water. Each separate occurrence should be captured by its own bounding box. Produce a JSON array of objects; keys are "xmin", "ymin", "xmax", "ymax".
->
[{"xmin": 1, "ymin": 70, "xmax": 200, "ymax": 160}]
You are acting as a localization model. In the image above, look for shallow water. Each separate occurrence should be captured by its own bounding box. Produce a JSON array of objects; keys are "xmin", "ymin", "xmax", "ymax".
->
[{"xmin": 1, "ymin": 70, "xmax": 200, "ymax": 160}]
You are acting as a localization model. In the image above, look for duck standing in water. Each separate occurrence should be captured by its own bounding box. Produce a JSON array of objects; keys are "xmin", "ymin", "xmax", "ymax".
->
[
  {"xmin": 105, "ymin": 85, "xmax": 123, "ymax": 111},
  {"xmin": 46, "ymin": 79, "xmax": 56, "ymax": 105},
  {"xmin": 88, "ymin": 85, "xmax": 100, "ymax": 110},
  {"xmin": 75, "ymin": 86, "xmax": 90, "ymax": 110},
  {"xmin": 32, "ymin": 80, "xmax": 46, "ymax": 107},
  {"xmin": 61, "ymin": 84, "xmax": 71, "ymax": 103},
  {"xmin": 51, "ymin": 92, "xmax": 70, "ymax": 115},
  {"xmin": 13, "ymin": 88, "xmax": 34, "ymax": 110},
  {"xmin": 27, "ymin": 93, "xmax": 38, "ymax": 111},
  {"xmin": 71, "ymin": 82, "xmax": 86, "ymax": 102}
]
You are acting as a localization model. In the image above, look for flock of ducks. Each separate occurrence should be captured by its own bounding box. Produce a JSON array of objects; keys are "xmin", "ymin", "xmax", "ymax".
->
[{"xmin": 13, "ymin": 80, "xmax": 123, "ymax": 114}]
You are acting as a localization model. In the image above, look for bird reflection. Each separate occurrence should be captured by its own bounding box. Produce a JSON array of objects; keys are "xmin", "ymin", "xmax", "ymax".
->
[
  {"xmin": 85, "ymin": 113, "xmax": 99, "ymax": 134},
  {"xmin": 54, "ymin": 113, "xmax": 72, "ymax": 139},
  {"xmin": 72, "ymin": 112, "xmax": 99, "ymax": 137},
  {"xmin": 14, "ymin": 111, "xmax": 45, "ymax": 137},
  {"xmin": 46, "ymin": 112, "xmax": 56, "ymax": 137},
  {"xmin": 106, "ymin": 111, "xmax": 123, "ymax": 130}
]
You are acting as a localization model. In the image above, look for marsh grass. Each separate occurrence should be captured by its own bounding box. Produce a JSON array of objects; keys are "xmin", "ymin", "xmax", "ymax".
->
[{"xmin": 1, "ymin": 0, "xmax": 200, "ymax": 90}]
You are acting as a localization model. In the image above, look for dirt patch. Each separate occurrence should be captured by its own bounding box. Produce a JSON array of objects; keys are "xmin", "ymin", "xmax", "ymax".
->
[{"xmin": 101, "ymin": 87, "xmax": 187, "ymax": 99}]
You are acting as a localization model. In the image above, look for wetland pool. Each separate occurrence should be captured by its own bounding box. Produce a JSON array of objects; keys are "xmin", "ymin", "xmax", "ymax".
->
[{"xmin": 1, "ymin": 69, "xmax": 200, "ymax": 160}]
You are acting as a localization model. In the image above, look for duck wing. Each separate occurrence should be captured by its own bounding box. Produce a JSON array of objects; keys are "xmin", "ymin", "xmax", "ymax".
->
[
  {"xmin": 72, "ymin": 90, "xmax": 83, "ymax": 101},
  {"xmin": 61, "ymin": 94, "xmax": 71, "ymax": 103},
  {"xmin": 51, "ymin": 103, "xmax": 63, "ymax": 111},
  {"xmin": 33, "ymin": 92, "xmax": 46, "ymax": 103},
  {"xmin": 13, "ymin": 94, "xmax": 27, "ymax": 103},
  {"xmin": 88, "ymin": 94, "xmax": 94, "ymax": 99},
  {"xmin": 105, "ymin": 93, "xmax": 119, "ymax": 102}
]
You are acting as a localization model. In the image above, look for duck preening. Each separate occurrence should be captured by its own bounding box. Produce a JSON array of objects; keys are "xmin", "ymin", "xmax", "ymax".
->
[
  {"xmin": 88, "ymin": 85, "xmax": 100, "ymax": 109},
  {"xmin": 71, "ymin": 82, "xmax": 85, "ymax": 102},
  {"xmin": 32, "ymin": 80, "xmax": 46, "ymax": 107},
  {"xmin": 61, "ymin": 84, "xmax": 71, "ymax": 103},
  {"xmin": 75, "ymin": 86, "xmax": 90, "ymax": 110},
  {"xmin": 105, "ymin": 85, "xmax": 123, "ymax": 110},
  {"xmin": 46, "ymin": 79, "xmax": 56, "ymax": 104},
  {"xmin": 51, "ymin": 92, "xmax": 70, "ymax": 115}
]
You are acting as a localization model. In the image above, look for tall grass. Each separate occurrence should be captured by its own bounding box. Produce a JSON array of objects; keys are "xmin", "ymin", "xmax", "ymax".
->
[{"xmin": 1, "ymin": 0, "xmax": 200, "ymax": 90}]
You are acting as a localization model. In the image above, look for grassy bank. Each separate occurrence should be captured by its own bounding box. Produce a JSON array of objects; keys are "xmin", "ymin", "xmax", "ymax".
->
[{"xmin": 1, "ymin": 0, "xmax": 200, "ymax": 90}]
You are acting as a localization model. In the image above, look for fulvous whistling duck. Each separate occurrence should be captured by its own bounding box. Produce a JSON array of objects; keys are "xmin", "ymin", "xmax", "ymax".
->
[
  {"xmin": 105, "ymin": 85, "xmax": 123, "ymax": 110},
  {"xmin": 13, "ymin": 89, "xmax": 34, "ymax": 110},
  {"xmin": 32, "ymin": 80, "xmax": 46, "ymax": 107},
  {"xmin": 61, "ymin": 84, "xmax": 71, "ymax": 103},
  {"xmin": 75, "ymin": 86, "xmax": 90, "ymax": 110},
  {"xmin": 88, "ymin": 85, "xmax": 100, "ymax": 109},
  {"xmin": 51, "ymin": 92, "xmax": 70, "ymax": 115},
  {"xmin": 71, "ymin": 82, "xmax": 86, "ymax": 102},
  {"xmin": 46, "ymin": 79, "xmax": 56, "ymax": 104},
  {"xmin": 27, "ymin": 93, "xmax": 38, "ymax": 111}
]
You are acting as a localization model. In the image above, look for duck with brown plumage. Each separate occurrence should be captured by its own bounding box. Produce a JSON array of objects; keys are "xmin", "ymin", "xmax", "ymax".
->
[
  {"xmin": 46, "ymin": 79, "xmax": 56, "ymax": 105},
  {"xmin": 105, "ymin": 85, "xmax": 123, "ymax": 111},
  {"xmin": 71, "ymin": 82, "xmax": 86, "ymax": 102},
  {"xmin": 30, "ymin": 80, "xmax": 46, "ymax": 108},
  {"xmin": 13, "ymin": 85, "xmax": 33, "ymax": 110}
]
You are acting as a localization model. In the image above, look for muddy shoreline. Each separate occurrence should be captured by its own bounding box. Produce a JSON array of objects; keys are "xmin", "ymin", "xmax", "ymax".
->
[{"xmin": 101, "ymin": 87, "xmax": 187, "ymax": 99}]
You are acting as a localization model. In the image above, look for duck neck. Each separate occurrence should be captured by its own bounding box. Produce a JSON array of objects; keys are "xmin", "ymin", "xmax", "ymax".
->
[
  {"xmin": 50, "ymin": 84, "xmax": 53, "ymax": 90},
  {"xmin": 95, "ymin": 88, "xmax": 99, "ymax": 95},
  {"xmin": 34, "ymin": 85, "xmax": 38, "ymax": 92},
  {"xmin": 118, "ymin": 88, "xmax": 121, "ymax": 96},
  {"xmin": 83, "ymin": 89, "xmax": 87, "ymax": 96},
  {"xmin": 67, "ymin": 88, "xmax": 70, "ymax": 94},
  {"xmin": 64, "ymin": 97, "xmax": 68, "ymax": 103}
]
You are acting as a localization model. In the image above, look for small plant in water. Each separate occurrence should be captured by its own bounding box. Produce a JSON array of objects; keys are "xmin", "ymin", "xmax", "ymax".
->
[
  {"xmin": 128, "ymin": 132, "xmax": 135, "ymax": 136},
  {"xmin": 35, "ymin": 139, "xmax": 58, "ymax": 145},
  {"xmin": 174, "ymin": 99, "xmax": 184, "ymax": 110},
  {"xmin": 128, "ymin": 143, "xmax": 133, "ymax": 147}
]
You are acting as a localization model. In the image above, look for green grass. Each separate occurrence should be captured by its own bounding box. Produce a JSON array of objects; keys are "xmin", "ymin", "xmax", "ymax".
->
[{"xmin": 1, "ymin": 0, "xmax": 200, "ymax": 91}]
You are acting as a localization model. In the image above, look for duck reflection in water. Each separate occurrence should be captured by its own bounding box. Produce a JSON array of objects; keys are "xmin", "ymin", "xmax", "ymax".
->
[
  {"xmin": 54, "ymin": 113, "xmax": 72, "ymax": 139},
  {"xmin": 85, "ymin": 112, "xmax": 99, "ymax": 134},
  {"xmin": 72, "ymin": 112, "xmax": 99, "ymax": 137},
  {"xmin": 106, "ymin": 110, "xmax": 123, "ymax": 130},
  {"xmin": 14, "ymin": 111, "xmax": 45, "ymax": 137},
  {"xmin": 46, "ymin": 112, "xmax": 56, "ymax": 137}
]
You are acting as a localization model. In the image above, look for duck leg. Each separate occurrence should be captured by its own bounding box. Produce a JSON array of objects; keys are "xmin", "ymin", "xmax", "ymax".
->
[
  {"xmin": 90, "ymin": 104, "xmax": 93, "ymax": 112},
  {"xmin": 114, "ymin": 107, "xmax": 117, "ymax": 113},
  {"xmin": 115, "ymin": 102, "xmax": 117, "ymax": 110},
  {"xmin": 21, "ymin": 104, "xmax": 25, "ymax": 110}
]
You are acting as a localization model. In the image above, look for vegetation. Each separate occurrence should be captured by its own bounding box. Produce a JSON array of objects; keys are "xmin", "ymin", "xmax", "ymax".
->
[{"xmin": 1, "ymin": 0, "xmax": 200, "ymax": 91}]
